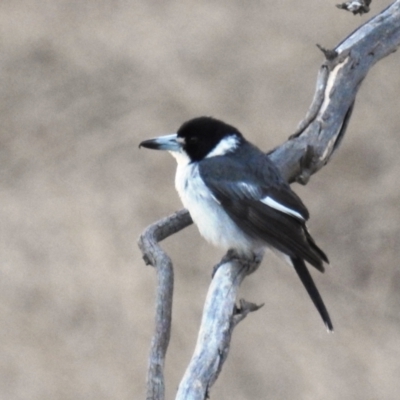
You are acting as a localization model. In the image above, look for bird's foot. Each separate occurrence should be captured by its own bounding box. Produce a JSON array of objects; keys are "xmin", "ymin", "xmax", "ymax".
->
[{"xmin": 212, "ymin": 249, "xmax": 263, "ymax": 278}]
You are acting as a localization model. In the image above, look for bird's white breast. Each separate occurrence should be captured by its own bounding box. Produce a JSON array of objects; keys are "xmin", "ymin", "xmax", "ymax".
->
[{"xmin": 172, "ymin": 151, "xmax": 256, "ymax": 253}]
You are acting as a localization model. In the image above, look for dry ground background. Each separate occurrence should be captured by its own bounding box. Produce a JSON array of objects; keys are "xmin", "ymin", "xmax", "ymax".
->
[{"xmin": 1, "ymin": 1, "xmax": 400, "ymax": 399}]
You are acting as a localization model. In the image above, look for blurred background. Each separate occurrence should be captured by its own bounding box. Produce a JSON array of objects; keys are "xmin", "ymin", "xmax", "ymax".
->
[{"xmin": 1, "ymin": 1, "xmax": 400, "ymax": 399}]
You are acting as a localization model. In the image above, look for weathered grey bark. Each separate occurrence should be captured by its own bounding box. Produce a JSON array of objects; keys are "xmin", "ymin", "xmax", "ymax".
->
[
  {"xmin": 175, "ymin": 251, "xmax": 263, "ymax": 399},
  {"xmin": 138, "ymin": 210, "xmax": 192, "ymax": 400},
  {"xmin": 138, "ymin": 2, "xmax": 400, "ymax": 399}
]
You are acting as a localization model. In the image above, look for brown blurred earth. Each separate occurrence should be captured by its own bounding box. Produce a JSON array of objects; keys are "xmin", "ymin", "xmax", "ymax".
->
[{"xmin": 1, "ymin": 1, "xmax": 400, "ymax": 399}]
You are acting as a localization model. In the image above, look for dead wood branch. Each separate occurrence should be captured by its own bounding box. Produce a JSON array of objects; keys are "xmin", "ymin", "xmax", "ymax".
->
[{"xmin": 138, "ymin": 2, "xmax": 400, "ymax": 399}]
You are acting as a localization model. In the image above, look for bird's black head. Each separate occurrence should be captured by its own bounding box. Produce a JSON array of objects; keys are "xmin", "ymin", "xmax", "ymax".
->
[{"xmin": 177, "ymin": 117, "xmax": 243, "ymax": 162}]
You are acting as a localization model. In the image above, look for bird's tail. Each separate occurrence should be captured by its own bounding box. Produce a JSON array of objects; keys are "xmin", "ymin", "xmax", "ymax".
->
[
  {"xmin": 305, "ymin": 225, "xmax": 329, "ymax": 260},
  {"xmin": 290, "ymin": 256, "xmax": 333, "ymax": 332}
]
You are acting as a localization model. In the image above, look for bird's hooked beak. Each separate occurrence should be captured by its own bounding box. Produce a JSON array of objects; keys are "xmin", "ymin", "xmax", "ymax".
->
[{"xmin": 139, "ymin": 133, "xmax": 182, "ymax": 152}]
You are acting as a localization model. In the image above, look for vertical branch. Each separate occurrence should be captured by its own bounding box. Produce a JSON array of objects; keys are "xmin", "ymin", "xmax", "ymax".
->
[
  {"xmin": 176, "ymin": 252, "xmax": 262, "ymax": 400},
  {"xmin": 138, "ymin": 210, "xmax": 192, "ymax": 400}
]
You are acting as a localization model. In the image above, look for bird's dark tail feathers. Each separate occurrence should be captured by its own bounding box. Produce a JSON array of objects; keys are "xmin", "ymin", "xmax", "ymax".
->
[
  {"xmin": 290, "ymin": 256, "xmax": 333, "ymax": 332},
  {"xmin": 303, "ymin": 226, "xmax": 329, "ymax": 272}
]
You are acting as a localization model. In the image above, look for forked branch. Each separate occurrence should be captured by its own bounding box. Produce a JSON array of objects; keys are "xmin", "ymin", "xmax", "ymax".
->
[{"xmin": 138, "ymin": 2, "xmax": 400, "ymax": 399}]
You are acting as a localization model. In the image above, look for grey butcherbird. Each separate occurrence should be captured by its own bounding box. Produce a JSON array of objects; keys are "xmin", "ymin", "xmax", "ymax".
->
[{"xmin": 140, "ymin": 116, "xmax": 333, "ymax": 331}]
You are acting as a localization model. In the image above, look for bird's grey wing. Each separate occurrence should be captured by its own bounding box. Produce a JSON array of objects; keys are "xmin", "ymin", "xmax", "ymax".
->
[{"xmin": 199, "ymin": 158, "xmax": 327, "ymax": 271}]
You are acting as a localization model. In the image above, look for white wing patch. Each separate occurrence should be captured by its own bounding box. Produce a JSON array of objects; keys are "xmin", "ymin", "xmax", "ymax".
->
[
  {"xmin": 261, "ymin": 196, "xmax": 305, "ymax": 220},
  {"xmin": 236, "ymin": 182, "xmax": 261, "ymax": 198},
  {"xmin": 206, "ymin": 135, "xmax": 240, "ymax": 158}
]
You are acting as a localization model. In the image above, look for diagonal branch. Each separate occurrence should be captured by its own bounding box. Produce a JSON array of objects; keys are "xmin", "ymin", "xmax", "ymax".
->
[
  {"xmin": 271, "ymin": 0, "xmax": 400, "ymax": 183},
  {"xmin": 138, "ymin": 2, "xmax": 400, "ymax": 399}
]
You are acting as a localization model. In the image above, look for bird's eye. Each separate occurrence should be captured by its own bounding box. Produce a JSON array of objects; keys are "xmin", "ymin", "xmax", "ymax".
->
[{"xmin": 188, "ymin": 136, "xmax": 198, "ymax": 144}]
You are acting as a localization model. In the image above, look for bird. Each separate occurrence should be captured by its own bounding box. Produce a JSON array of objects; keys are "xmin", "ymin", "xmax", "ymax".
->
[{"xmin": 139, "ymin": 116, "xmax": 333, "ymax": 331}]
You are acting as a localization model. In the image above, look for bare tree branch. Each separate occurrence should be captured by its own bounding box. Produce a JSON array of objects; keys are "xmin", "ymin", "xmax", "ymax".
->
[
  {"xmin": 138, "ymin": 210, "xmax": 192, "ymax": 400},
  {"xmin": 138, "ymin": 2, "xmax": 400, "ymax": 399},
  {"xmin": 270, "ymin": 0, "xmax": 400, "ymax": 183},
  {"xmin": 176, "ymin": 251, "xmax": 263, "ymax": 400}
]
